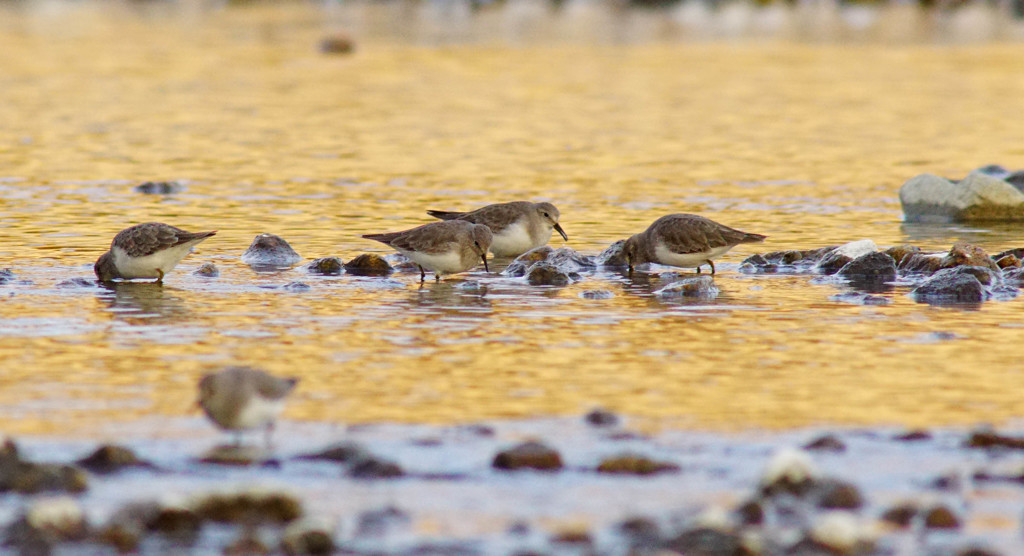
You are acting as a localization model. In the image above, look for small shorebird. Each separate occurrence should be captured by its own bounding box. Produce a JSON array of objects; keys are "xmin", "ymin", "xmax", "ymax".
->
[
  {"xmin": 94, "ymin": 223, "xmax": 216, "ymax": 283},
  {"xmin": 623, "ymin": 214, "xmax": 766, "ymax": 275},
  {"xmin": 426, "ymin": 201, "xmax": 568, "ymax": 257},
  {"xmin": 362, "ymin": 220, "xmax": 493, "ymax": 282},
  {"xmin": 198, "ymin": 367, "xmax": 298, "ymax": 446}
]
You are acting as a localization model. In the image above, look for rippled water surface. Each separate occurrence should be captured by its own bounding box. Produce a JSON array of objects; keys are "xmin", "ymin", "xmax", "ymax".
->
[{"xmin": 2, "ymin": 1, "xmax": 1024, "ymax": 438}]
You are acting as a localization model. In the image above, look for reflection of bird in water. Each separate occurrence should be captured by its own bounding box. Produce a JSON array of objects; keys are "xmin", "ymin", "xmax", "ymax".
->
[
  {"xmin": 411, "ymin": 281, "xmax": 492, "ymax": 311},
  {"xmin": 97, "ymin": 282, "xmax": 189, "ymax": 322}
]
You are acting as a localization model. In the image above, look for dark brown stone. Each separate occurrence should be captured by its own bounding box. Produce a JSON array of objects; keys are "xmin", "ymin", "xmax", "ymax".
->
[
  {"xmin": 880, "ymin": 503, "xmax": 917, "ymax": 528},
  {"xmin": 923, "ymin": 505, "xmax": 960, "ymax": 529},
  {"xmin": 815, "ymin": 479, "xmax": 864, "ymax": 510},
  {"xmin": 344, "ymin": 254, "xmax": 393, "ymax": 276},
  {"xmin": 307, "ymin": 257, "xmax": 344, "ymax": 276},
  {"xmin": 319, "ymin": 35, "xmax": 355, "ymax": 55},
  {"xmin": 76, "ymin": 445, "xmax": 151, "ymax": 475},
  {"xmin": 584, "ymin": 408, "xmax": 619, "ymax": 427},
  {"xmin": 966, "ymin": 430, "xmax": 1024, "ymax": 450},
  {"xmin": 884, "ymin": 244, "xmax": 921, "ymax": 266},
  {"xmin": 596, "ymin": 454, "xmax": 680, "ymax": 476},
  {"xmin": 940, "ymin": 242, "xmax": 999, "ymax": 271},
  {"xmin": 194, "ymin": 490, "xmax": 302, "ymax": 524},
  {"xmin": 492, "ymin": 441, "xmax": 563, "ymax": 471},
  {"xmin": 803, "ymin": 434, "xmax": 846, "ymax": 452},
  {"xmin": 348, "ymin": 457, "xmax": 404, "ymax": 479},
  {"xmin": 996, "ymin": 254, "xmax": 1021, "ymax": 269},
  {"xmin": 894, "ymin": 429, "xmax": 932, "ymax": 442}
]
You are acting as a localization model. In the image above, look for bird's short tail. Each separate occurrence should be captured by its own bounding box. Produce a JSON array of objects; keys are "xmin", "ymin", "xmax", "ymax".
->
[{"xmin": 742, "ymin": 233, "xmax": 767, "ymax": 243}]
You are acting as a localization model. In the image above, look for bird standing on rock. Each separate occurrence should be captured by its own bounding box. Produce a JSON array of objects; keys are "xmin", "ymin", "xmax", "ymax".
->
[{"xmin": 623, "ymin": 214, "xmax": 766, "ymax": 275}]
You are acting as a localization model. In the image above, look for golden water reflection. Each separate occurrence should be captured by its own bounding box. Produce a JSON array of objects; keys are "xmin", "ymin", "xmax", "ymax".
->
[{"xmin": 1, "ymin": 3, "xmax": 1024, "ymax": 436}]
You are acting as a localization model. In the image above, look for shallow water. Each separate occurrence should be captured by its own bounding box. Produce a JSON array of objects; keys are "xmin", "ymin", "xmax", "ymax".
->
[{"xmin": 3, "ymin": 1, "xmax": 1024, "ymax": 439}]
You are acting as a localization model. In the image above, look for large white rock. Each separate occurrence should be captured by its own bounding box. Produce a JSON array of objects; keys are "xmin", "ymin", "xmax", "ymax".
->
[{"xmin": 899, "ymin": 170, "xmax": 1024, "ymax": 222}]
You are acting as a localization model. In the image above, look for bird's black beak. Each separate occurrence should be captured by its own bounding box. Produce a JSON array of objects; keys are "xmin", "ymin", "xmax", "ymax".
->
[
  {"xmin": 482, "ymin": 254, "xmax": 489, "ymax": 273},
  {"xmin": 554, "ymin": 223, "xmax": 568, "ymax": 242}
]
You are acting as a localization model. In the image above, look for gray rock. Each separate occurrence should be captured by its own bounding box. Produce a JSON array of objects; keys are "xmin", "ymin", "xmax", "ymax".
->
[
  {"xmin": 241, "ymin": 234, "xmax": 303, "ymax": 268},
  {"xmin": 900, "ymin": 170, "xmax": 1024, "ymax": 223},
  {"xmin": 134, "ymin": 181, "xmax": 185, "ymax": 194},
  {"xmin": 57, "ymin": 277, "xmax": 95, "ymax": 288},
  {"xmin": 75, "ymin": 445, "xmax": 152, "ymax": 475},
  {"xmin": 596, "ymin": 240, "xmax": 627, "ymax": 267},
  {"xmin": 0, "ymin": 269, "xmax": 14, "ymax": 285},
  {"xmin": 348, "ymin": 457, "xmax": 404, "ymax": 479},
  {"xmin": 838, "ymin": 252, "xmax": 897, "ymax": 292},
  {"xmin": 912, "ymin": 272, "xmax": 986, "ymax": 304},
  {"xmin": 815, "ymin": 240, "xmax": 876, "ymax": 275},
  {"xmin": 527, "ymin": 262, "xmax": 570, "ymax": 286},
  {"xmin": 295, "ymin": 442, "xmax": 369, "ymax": 463},
  {"xmin": 899, "ymin": 252, "xmax": 945, "ymax": 274},
  {"xmin": 284, "ymin": 282, "xmax": 311, "ymax": 292},
  {"xmin": 193, "ymin": 263, "xmax": 219, "ymax": 277},
  {"xmin": 654, "ymin": 276, "xmax": 718, "ymax": 299}
]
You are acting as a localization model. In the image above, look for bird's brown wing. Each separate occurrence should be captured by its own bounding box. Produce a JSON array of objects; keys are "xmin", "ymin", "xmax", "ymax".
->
[
  {"xmin": 455, "ymin": 202, "xmax": 528, "ymax": 234},
  {"xmin": 653, "ymin": 214, "xmax": 753, "ymax": 254},
  {"xmin": 364, "ymin": 222, "xmax": 462, "ymax": 255},
  {"xmin": 114, "ymin": 223, "xmax": 215, "ymax": 257}
]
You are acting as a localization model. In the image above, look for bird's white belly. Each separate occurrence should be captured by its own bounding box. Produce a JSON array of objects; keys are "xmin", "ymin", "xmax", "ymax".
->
[
  {"xmin": 400, "ymin": 247, "xmax": 468, "ymax": 274},
  {"xmin": 112, "ymin": 244, "xmax": 196, "ymax": 279},
  {"xmin": 653, "ymin": 244, "xmax": 733, "ymax": 268},
  {"xmin": 490, "ymin": 222, "xmax": 541, "ymax": 257},
  {"xmin": 233, "ymin": 398, "xmax": 285, "ymax": 431}
]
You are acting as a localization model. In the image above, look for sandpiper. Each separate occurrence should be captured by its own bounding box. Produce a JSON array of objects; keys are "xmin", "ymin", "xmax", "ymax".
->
[
  {"xmin": 623, "ymin": 214, "xmax": 766, "ymax": 275},
  {"xmin": 94, "ymin": 223, "xmax": 216, "ymax": 283},
  {"xmin": 198, "ymin": 367, "xmax": 299, "ymax": 446},
  {"xmin": 426, "ymin": 201, "xmax": 568, "ymax": 257},
  {"xmin": 362, "ymin": 220, "xmax": 492, "ymax": 282}
]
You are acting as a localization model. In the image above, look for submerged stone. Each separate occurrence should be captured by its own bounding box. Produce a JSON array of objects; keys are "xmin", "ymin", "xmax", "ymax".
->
[
  {"xmin": 814, "ymin": 479, "xmax": 864, "ymax": 510},
  {"xmin": 134, "ymin": 181, "xmax": 185, "ymax": 194},
  {"xmin": 75, "ymin": 445, "xmax": 152, "ymax": 475},
  {"xmin": 527, "ymin": 262, "xmax": 570, "ymax": 286},
  {"xmin": 654, "ymin": 276, "xmax": 718, "ymax": 298},
  {"xmin": 803, "ymin": 434, "xmax": 846, "ymax": 452},
  {"xmin": 193, "ymin": 263, "xmax": 219, "ymax": 277},
  {"xmin": 306, "ymin": 257, "xmax": 343, "ymax": 276},
  {"xmin": 596, "ymin": 454, "xmax": 680, "ymax": 476},
  {"xmin": 584, "ymin": 408, "xmax": 619, "ymax": 427},
  {"xmin": 57, "ymin": 277, "xmax": 95, "ymax": 288},
  {"xmin": 241, "ymin": 233, "xmax": 303, "ymax": 268},
  {"xmin": 295, "ymin": 442, "xmax": 369, "ymax": 463},
  {"xmin": 344, "ymin": 254, "xmax": 393, "ymax": 276},
  {"xmin": 597, "ymin": 240, "xmax": 627, "ymax": 267},
  {"xmin": 0, "ymin": 269, "xmax": 14, "ymax": 285},
  {"xmin": 579, "ymin": 289, "xmax": 614, "ymax": 300},
  {"xmin": 492, "ymin": 441, "xmax": 563, "ymax": 471},
  {"xmin": 347, "ymin": 457, "xmax": 404, "ymax": 479}
]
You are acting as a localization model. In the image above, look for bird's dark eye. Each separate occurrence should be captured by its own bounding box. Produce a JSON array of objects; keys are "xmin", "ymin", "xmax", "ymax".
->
[
  {"xmin": 543, "ymin": 212, "xmax": 550, "ymax": 218},
  {"xmin": 474, "ymin": 241, "xmax": 480, "ymax": 248}
]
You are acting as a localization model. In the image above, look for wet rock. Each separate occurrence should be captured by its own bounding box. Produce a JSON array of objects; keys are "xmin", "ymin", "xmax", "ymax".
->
[
  {"xmin": 880, "ymin": 503, "xmax": 917, "ymax": 528},
  {"xmin": 344, "ymin": 254, "xmax": 393, "ymax": 276},
  {"xmin": 319, "ymin": 34, "xmax": 355, "ymax": 54},
  {"xmin": 527, "ymin": 262, "xmax": 570, "ymax": 286},
  {"xmin": 740, "ymin": 246, "xmax": 837, "ymax": 274},
  {"xmin": 759, "ymin": 448, "xmax": 819, "ymax": 496},
  {"xmin": 134, "ymin": 181, "xmax": 184, "ymax": 194},
  {"xmin": 306, "ymin": 257, "xmax": 343, "ymax": 276},
  {"xmin": 8, "ymin": 463, "xmax": 88, "ymax": 494},
  {"xmin": 224, "ymin": 528, "xmax": 271, "ymax": 556},
  {"xmin": 617, "ymin": 516, "xmax": 661, "ymax": 544},
  {"xmin": 550, "ymin": 526, "xmax": 592, "ymax": 546},
  {"xmin": 816, "ymin": 240, "xmax": 877, "ymax": 275},
  {"xmin": 57, "ymin": 277, "xmax": 95, "ymax": 288},
  {"xmin": 198, "ymin": 444, "xmax": 277, "ymax": 466},
  {"xmin": 596, "ymin": 240, "xmax": 627, "ymax": 267},
  {"xmin": 803, "ymin": 434, "xmax": 846, "ymax": 453},
  {"xmin": 579, "ymin": 289, "xmax": 614, "ymax": 300},
  {"xmin": 734, "ymin": 499, "xmax": 764, "ymax": 526},
  {"xmin": 596, "ymin": 454, "xmax": 680, "ymax": 476},
  {"xmin": 923, "ymin": 505, "xmax": 961, "ymax": 529},
  {"xmin": 295, "ymin": 442, "xmax": 369, "ymax": 463},
  {"xmin": 828, "ymin": 292, "xmax": 890, "ymax": 306},
  {"xmin": 348, "ymin": 456, "xmax": 404, "ymax": 479},
  {"xmin": 5, "ymin": 497, "xmax": 88, "ymax": 552},
  {"xmin": 75, "ymin": 444, "xmax": 152, "ymax": 474},
  {"xmin": 281, "ymin": 517, "xmax": 335, "ymax": 555},
  {"xmin": 806, "ymin": 511, "xmax": 872, "ymax": 555},
  {"xmin": 193, "ymin": 488, "xmax": 303, "ymax": 524},
  {"xmin": 507, "ymin": 247, "xmax": 593, "ymax": 278},
  {"xmin": 0, "ymin": 269, "xmax": 14, "ymax": 285},
  {"xmin": 900, "ymin": 170, "xmax": 1024, "ymax": 222},
  {"xmin": 995, "ymin": 254, "xmax": 1021, "ymax": 269},
  {"xmin": 241, "ymin": 233, "xmax": 303, "ymax": 268},
  {"xmin": 193, "ymin": 263, "xmax": 219, "ymax": 277},
  {"xmin": 966, "ymin": 429, "xmax": 1024, "ymax": 450},
  {"xmin": 884, "ymin": 244, "xmax": 921, "ymax": 266},
  {"xmin": 283, "ymin": 281, "xmax": 311, "ymax": 292},
  {"xmin": 584, "ymin": 408, "xmax": 619, "ymax": 427},
  {"xmin": 663, "ymin": 527, "xmax": 744, "ymax": 556},
  {"xmin": 837, "ymin": 252, "xmax": 897, "ymax": 287},
  {"xmin": 992, "ymin": 247, "xmax": 1024, "ymax": 260},
  {"xmin": 940, "ymin": 242, "xmax": 999, "ymax": 272},
  {"xmin": 355, "ymin": 506, "xmax": 409, "ymax": 537},
  {"xmin": 912, "ymin": 272, "xmax": 985, "ymax": 304},
  {"xmin": 492, "ymin": 441, "xmax": 563, "ymax": 471},
  {"xmin": 899, "ymin": 252, "xmax": 945, "ymax": 274},
  {"xmin": 894, "ymin": 429, "xmax": 932, "ymax": 442},
  {"xmin": 814, "ymin": 479, "xmax": 864, "ymax": 510},
  {"xmin": 654, "ymin": 276, "xmax": 718, "ymax": 298}
]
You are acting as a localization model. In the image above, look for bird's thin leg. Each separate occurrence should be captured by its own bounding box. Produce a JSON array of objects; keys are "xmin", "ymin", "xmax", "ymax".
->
[
  {"xmin": 695, "ymin": 265, "xmax": 701, "ymax": 274},
  {"xmin": 418, "ymin": 265, "xmax": 426, "ymax": 283},
  {"xmin": 435, "ymin": 273, "xmax": 441, "ymax": 282},
  {"xmin": 155, "ymin": 269, "xmax": 165, "ymax": 284},
  {"xmin": 708, "ymin": 260, "xmax": 716, "ymax": 275}
]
